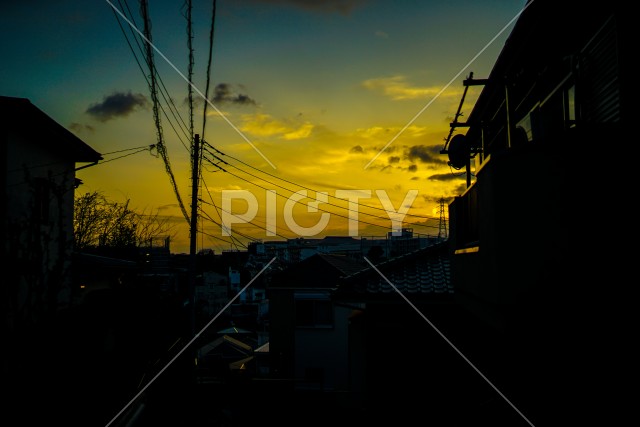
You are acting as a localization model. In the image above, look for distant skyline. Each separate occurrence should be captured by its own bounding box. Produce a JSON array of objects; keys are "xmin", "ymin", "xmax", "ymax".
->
[{"xmin": 1, "ymin": 0, "xmax": 527, "ymax": 253}]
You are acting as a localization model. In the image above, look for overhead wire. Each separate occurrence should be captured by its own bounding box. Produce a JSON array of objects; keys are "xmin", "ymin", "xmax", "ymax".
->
[
  {"xmin": 8, "ymin": 146, "xmax": 155, "ymax": 192},
  {"xmin": 115, "ymin": 0, "xmax": 192, "ymax": 148},
  {"xmin": 139, "ymin": 0, "xmax": 190, "ymax": 224},
  {"xmin": 205, "ymin": 159, "xmax": 440, "ymax": 233},
  {"xmin": 200, "ymin": 0, "xmax": 217, "ymax": 142},
  {"xmin": 8, "ymin": 144, "xmax": 154, "ymax": 173},
  {"xmin": 184, "ymin": 0, "xmax": 195, "ymax": 144},
  {"xmin": 93, "ymin": 146, "xmax": 155, "ymax": 165},
  {"xmin": 198, "ymin": 208, "xmax": 253, "ymax": 248},
  {"xmin": 114, "ymin": 0, "xmax": 445, "ymax": 244},
  {"xmin": 195, "ymin": 0, "xmax": 219, "ymax": 253},
  {"xmin": 200, "ymin": 174, "xmax": 290, "ymax": 242},
  {"xmin": 202, "ymin": 149, "xmax": 440, "ymax": 232},
  {"xmin": 199, "ymin": 228, "xmax": 242, "ymax": 249},
  {"xmin": 204, "ymin": 142, "xmax": 442, "ymax": 222},
  {"xmin": 198, "ymin": 209, "xmax": 245, "ymax": 251},
  {"xmin": 199, "ymin": 197, "xmax": 290, "ymax": 240}
]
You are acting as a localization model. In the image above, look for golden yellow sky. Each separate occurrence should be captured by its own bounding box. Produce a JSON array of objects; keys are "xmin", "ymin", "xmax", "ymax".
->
[{"xmin": 0, "ymin": 0, "xmax": 527, "ymax": 253}]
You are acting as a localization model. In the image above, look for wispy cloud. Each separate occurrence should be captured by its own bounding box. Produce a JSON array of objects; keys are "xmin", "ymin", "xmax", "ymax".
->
[
  {"xmin": 68, "ymin": 122, "xmax": 95, "ymax": 134},
  {"xmin": 240, "ymin": 113, "xmax": 314, "ymax": 140},
  {"xmin": 355, "ymin": 125, "xmax": 431, "ymax": 140},
  {"xmin": 362, "ymin": 75, "xmax": 463, "ymax": 101},
  {"xmin": 283, "ymin": 122, "xmax": 314, "ymax": 140},
  {"xmin": 374, "ymin": 30, "xmax": 389, "ymax": 38},
  {"xmin": 86, "ymin": 91, "xmax": 148, "ymax": 122}
]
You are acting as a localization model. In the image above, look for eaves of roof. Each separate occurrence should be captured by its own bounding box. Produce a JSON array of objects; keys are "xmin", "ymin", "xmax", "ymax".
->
[{"xmin": 0, "ymin": 96, "xmax": 103, "ymax": 163}]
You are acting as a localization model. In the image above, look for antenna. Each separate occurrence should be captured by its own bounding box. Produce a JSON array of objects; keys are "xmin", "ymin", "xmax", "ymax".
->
[
  {"xmin": 447, "ymin": 134, "xmax": 470, "ymax": 170},
  {"xmin": 440, "ymin": 72, "xmax": 488, "ymax": 188}
]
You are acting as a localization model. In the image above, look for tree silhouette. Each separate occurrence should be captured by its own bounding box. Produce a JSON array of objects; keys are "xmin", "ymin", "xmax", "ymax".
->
[{"xmin": 73, "ymin": 191, "xmax": 175, "ymax": 251}]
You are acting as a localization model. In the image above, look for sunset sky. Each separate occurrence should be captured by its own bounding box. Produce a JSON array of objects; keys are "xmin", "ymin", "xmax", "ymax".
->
[{"xmin": 1, "ymin": 0, "xmax": 527, "ymax": 253}]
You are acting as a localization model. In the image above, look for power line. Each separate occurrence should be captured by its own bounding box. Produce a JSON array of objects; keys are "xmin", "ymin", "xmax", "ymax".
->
[
  {"xmin": 206, "ymin": 160, "xmax": 440, "ymax": 233},
  {"xmin": 199, "ymin": 208, "xmax": 256, "ymax": 246},
  {"xmin": 203, "ymin": 150, "xmax": 440, "ymax": 232},
  {"xmin": 198, "ymin": 0, "xmax": 218, "ymax": 242},
  {"xmin": 95, "ymin": 147, "xmax": 154, "ymax": 165},
  {"xmin": 200, "ymin": 227, "xmax": 245, "ymax": 250},
  {"xmin": 139, "ymin": 0, "xmax": 190, "ymax": 225},
  {"xmin": 114, "ymin": 0, "xmax": 192, "ymax": 148},
  {"xmin": 201, "ymin": 0, "xmax": 217, "ymax": 142},
  {"xmin": 205, "ymin": 142, "xmax": 441, "ymax": 222},
  {"xmin": 101, "ymin": 144, "xmax": 156, "ymax": 156},
  {"xmin": 200, "ymin": 175, "xmax": 289, "ymax": 239},
  {"xmin": 199, "ymin": 197, "xmax": 290, "ymax": 240},
  {"xmin": 184, "ymin": 0, "xmax": 195, "ymax": 144},
  {"xmin": 7, "ymin": 144, "xmax": 152, "ymax": 173},
  {"xmin": 8, "ymin": 146, "xmax": 155, "ymax": 191}
]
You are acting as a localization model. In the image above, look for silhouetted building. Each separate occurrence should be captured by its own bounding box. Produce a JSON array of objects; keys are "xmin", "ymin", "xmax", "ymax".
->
[
  {"xmin": 442, "ymin": 1, "xmax": 629, "ymax": 425},
  {"xmin": 1, "ymin": 95, "xmax": 102, "ymax": 328},
  {"xmin": 268, "ymin": 253, "xmax": 366, "ymax": 392},
  {"xmin": 334, "ymin": 242, "xmax": 465, "ymax": 422}
]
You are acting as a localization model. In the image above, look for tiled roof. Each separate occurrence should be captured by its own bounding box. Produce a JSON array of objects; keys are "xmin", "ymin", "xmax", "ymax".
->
[
  {"xmin": 269, "ymin": 253, "xmax": 367, "ymax": 289},
  {"xmin": 337, "ymin": 241, "xmax": 452, "ymax": 297},
  {"xmin": 316, "ymin": 253, "xmax": 368, "ymax": 276}
]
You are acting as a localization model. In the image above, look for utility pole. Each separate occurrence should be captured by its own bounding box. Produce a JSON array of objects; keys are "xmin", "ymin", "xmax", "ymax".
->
[{"xmin": 188, "ymin": 134, "xmax": 200, "ymax": 338}]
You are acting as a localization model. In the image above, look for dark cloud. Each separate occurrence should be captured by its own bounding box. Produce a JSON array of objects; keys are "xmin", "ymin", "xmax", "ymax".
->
[
  {"xmin": 211, "ymin": 83, "xmax": 257, "ymax": 106},
  {"xmin": 246, "ymin": 0, "xmax": 365, "ymax": 15},
  {"xmin": 68, "ymin": 122, "xmax": 94, "ymax": 134},
  {"xmin": 410, "ymin": 176, "xmax": 420, "ymax": 180},
  {"xmin": 405, "ymin": 145, "xmax": 447, "ymax": 165},
  {"xmin": 350, "ymin": 145, "xmax": 364, "ymax": 153},
  {"xmin": 86, "ymin": 91, "xmax": 148, "ymax": 122},
  {"xmin": 388, "ymin": 156, "xmax": 400, "ymax": 164},
  {"xmin": 372, "ymin": 144, "xmax": 400, "ymax": 154},
  {"xmin": 427, "ymin": 172, "xmax": 465, "ymax": 182},
  {"xmin": 407, "ymin": 164, "xmax": 418, "ymax": 172}
]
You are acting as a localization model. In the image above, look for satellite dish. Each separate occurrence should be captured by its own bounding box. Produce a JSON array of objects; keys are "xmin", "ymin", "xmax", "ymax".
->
[{"xmin": 447, "ymin": 134, "xmax": 469, "ymax": 169}]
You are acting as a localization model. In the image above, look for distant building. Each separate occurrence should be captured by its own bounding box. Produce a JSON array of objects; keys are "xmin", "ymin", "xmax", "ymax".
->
[
  {"xmin": 248, "ymin": 232, "xmax": 442, "ymax": 266},
  {"xmin": 195, "ymin": 270, "xmax": 229, "ymax": 316}
]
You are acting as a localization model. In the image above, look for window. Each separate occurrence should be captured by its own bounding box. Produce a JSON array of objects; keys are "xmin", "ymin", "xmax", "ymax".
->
[
  {"xmin": 516, "ymin": 113, "xmax": 533, "ymax": 142},
  {"xmin": 295, "ymin": 292, "xmax": 333, "ymax": 328},
  {"xmin": 564, "ymin": 84, "xmax": 577, "ymax": 127}
]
